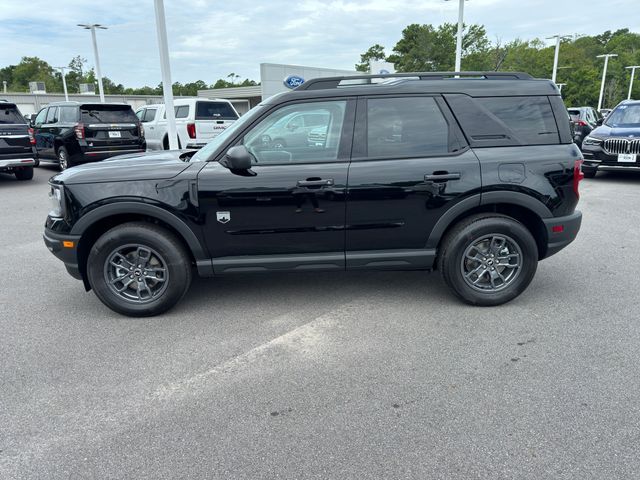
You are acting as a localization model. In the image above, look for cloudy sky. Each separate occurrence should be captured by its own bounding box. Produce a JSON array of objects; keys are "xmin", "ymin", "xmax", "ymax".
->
[{"xmin": 1, "ymin": 0, "xmax": 638, "ymax": 87}]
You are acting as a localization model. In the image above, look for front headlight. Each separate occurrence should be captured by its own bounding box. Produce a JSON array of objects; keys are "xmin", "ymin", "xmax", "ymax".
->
[
  {"xmin": 48, "ymin": 184, "xmax": 65, "ymax": 218},
  {"xmin": 583, "ymin": 135, "xmax": 603, "ymax": 146}
]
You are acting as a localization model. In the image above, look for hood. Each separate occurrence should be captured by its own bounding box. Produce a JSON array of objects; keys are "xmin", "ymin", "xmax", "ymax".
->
[
  {"xmin": 590, "ymin": 125, "xmax": 640, "ymax": 138},
  {"xmin": 52, "ymin": 150, "xmax": 194, "ymax": 185}
]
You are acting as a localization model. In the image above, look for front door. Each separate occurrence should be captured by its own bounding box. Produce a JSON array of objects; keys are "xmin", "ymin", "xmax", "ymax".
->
[
  {"xmin": 345, "ymin": 95, "xmax": 481, "ymax": 269},
  {"xmin": 197, "ymin": 98, "xmax": 355, "ymax": 273}
]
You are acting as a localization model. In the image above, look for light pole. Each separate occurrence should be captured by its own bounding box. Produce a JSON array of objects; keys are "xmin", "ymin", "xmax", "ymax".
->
[
  {"xmin": 625, "ymin": 65, "xmax": 640, "ymax": 100},
  {"xmin": 597, "ymin": 53, "xmax": 618, "ymax": 111},
  {"xmin": 445, "ymin": 0, "xmax": 467, "ymax": 72},
  {"xmin": 557, "ymin": 83, "xmax": 566, "ymax": 92},
  {"xmin": 153, "ymin": 0, "xmax": 178, "ymax": 150},
  {"xmin": 546, "ymin": 35, "xmax": 571, "ymax": 83},
  {"xmin": 78, "ymin": 24, "xmax": 107, "ymax": 103},
  {"xmin": 55, "ymin": 67, "xmax": 69, "ymax": 101}
]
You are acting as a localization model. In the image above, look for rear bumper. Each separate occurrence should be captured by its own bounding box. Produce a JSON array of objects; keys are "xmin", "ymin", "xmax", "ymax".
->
[
  {"xmin": 43, "ymin": 229, "xmax": 82, "ymax": 280},
  {"xmin": 542, "ymin": 210, "xmax": 582, "ymax": 259},
  {"xmin": 79, "ymin": 147, "xmax": 146, "ymax": 162},
  {"xmin": 0, "ymin": 157, "xmax": 35, "ymax": 169}
]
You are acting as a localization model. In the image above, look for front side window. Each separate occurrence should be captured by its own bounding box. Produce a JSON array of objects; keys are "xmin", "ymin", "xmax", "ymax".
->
[
  {"xmin": 34, "ymin": 108, "xmax": 47, "ymax": 126},
  {"xmin": 366, "ymin": 97, "xmax": 449, "ymax": 158},
  {"xmin": 144, "ymin": 108, "xmax": 157, "ymax": 122},
  {"xmin": 136, "ymin": 109, "xmax": 145, "ymax": 120},
  {"xmin": 175, "ymin": 105, "xmax": 189, "ymax": 119},
  {"xmin": 243, "ymin": 100, "xmax": 347, "ymax": 165}
]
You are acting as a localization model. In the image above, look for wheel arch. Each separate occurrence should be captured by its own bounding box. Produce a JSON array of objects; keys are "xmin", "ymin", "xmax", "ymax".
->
[
  {"xmin": 427, "ymin": 193, "xmax": 551, "ymax": 260},
  {"xmin": 72, "ymin": 203, "xmax": 211, "ymax": 289}
]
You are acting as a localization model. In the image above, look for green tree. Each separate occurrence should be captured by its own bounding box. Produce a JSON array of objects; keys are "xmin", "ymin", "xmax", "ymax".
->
[{"xmin": 355, "ymin": 44, "xmax": 387, "ymax": 72}]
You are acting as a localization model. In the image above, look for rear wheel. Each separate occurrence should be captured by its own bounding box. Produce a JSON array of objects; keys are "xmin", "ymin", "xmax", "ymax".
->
[
  {"xmin": 57, "ymin": 146, "xmax": 73, "ymax": 170},
  {"xmin": 86, "ymin": 222, "xmax": 192, "ymax": 317},
  {"xmin": 438, "ymin": 214, "xmax": 538, "ymax": 306},
  {"xmin": 14, "ymin": 167, "xmax": 34, "ymax": 181}
]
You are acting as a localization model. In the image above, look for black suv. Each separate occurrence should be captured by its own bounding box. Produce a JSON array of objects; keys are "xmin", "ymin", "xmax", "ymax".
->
[
  {"xmin": 32, "ymin": 101, "xmax": 145, "ymax": 170},
  {"xmin": 568, "ymin": 106, "xmax": 602, "ymax": 148},
  {"xmin": 43, "ymin": 72, "xmax": 583, "ymax": 317},
  {"xmin": 0, "ymin": 102, "xmax": 37, "ymax": 180},
  {"xmin": 581, "ymin": 100, "xmax": 640, "ymax": 177}
]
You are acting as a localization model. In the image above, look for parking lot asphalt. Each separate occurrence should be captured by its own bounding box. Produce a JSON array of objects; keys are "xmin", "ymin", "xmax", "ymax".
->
[{"xmin": 1, "ymin": 165, "xmax": 639, "ymax": 479}]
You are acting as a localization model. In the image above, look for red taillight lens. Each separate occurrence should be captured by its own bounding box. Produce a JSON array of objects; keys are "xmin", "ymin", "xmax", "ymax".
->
[
  {"xmin": 139, "ymin": 124, "xmax": 145, "ymax": 138},
  {"xmin": 74, "ymin": 123, "xmax": 85, "ymax": 140},
  {"xmin": 28, "ymin": 127, "xmax": 35, "ymax": 145},
  {"xmin": 576, "ymin": 120, "xmax": 588, "ymax": 127},
  {"xmin": 187, "ymin": 122, "xmax": 196, "ymax": 139},
  {"xmin": 573, "ymin": 159, "xmax": 584, "ymax": 199}
]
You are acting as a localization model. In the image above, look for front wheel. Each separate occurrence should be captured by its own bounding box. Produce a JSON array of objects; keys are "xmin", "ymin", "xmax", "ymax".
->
[
  {"xmin": 86, "ymin": 222, "xmax": 192, "ymax": 317},
  {"xmin": 438, "ymin": 215, "xmax": 538, "ymax": 306}
]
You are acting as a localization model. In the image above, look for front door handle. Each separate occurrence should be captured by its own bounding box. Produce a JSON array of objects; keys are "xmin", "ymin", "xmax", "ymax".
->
[
  {"xmin": 297, "ymin": 178, "xmax": 334, "ymax": 187},
  {"xmin": 424, "ymin": 172, "xmax": 461, "ymax": 181}
]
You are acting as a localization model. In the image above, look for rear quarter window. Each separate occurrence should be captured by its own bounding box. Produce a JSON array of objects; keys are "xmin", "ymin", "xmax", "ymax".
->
[
  {"xmin": 195, "ymin": 101, "xmax": 238, "ymax": 120},
  {"xmin": 0, "ymin": 106, "xmax": 26, "ymax": 124}
]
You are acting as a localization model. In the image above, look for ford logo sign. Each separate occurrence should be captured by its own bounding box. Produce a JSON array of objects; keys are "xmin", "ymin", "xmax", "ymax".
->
[{"xmin": 283, "ymin": 75, "xmax": 305, "ymax": 89}]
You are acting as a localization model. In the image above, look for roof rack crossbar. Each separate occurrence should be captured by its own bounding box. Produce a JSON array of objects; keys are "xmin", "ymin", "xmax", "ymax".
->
[{"xmin": 297, "ymin": 71, "xmax": 533, "ymax": 91}]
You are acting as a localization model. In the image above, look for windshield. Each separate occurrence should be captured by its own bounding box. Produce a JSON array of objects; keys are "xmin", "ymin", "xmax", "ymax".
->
[
  {"xmin": 605, "ymin": 104, "xmax": 640, "ymax": 127},
  {"xmin": 191, "ymin": 104, "xmax": 268, "ymax": 162}
]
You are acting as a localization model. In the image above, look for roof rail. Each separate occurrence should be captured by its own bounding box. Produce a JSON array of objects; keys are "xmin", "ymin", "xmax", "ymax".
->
[{"xmin": 297, "ymin": 71, "xmax": 534, "ymax": 91}]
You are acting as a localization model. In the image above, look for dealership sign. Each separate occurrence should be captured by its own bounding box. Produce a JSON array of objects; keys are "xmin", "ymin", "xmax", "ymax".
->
[{"xmin": 283, "ymin": 75, "xmax": 305, "ymax": 89}]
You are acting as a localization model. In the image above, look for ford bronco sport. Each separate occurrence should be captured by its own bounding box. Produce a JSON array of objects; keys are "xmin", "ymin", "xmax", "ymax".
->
[{"xmin": 43, "ymin": 72, "xmax": 583, "ymax": 317}]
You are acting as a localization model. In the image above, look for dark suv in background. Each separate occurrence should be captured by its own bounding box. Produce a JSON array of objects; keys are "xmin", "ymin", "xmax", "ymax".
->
[
  {"xmin": 44, "ymin": 72, "xmax": 583, "ymax": 317},
  {"xmin": 581, "ymin": 100, "xmax": 640, "ymax": 177},
  {"xmin": 0, "ymin": 102, "xmax": 37, "ymax": 181},
  {"xmin": 32, "ymin": 102, "xmax": 145, "ymax": 170},
  {"xmin": 568, "ymin": 106, "xmax": 602, "ymax": 148}
]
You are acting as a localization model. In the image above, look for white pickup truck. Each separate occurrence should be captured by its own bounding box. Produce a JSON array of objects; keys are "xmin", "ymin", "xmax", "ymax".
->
[{"xmin": 135, "ymin": 98, "xmax": 239, "ymax": 150}]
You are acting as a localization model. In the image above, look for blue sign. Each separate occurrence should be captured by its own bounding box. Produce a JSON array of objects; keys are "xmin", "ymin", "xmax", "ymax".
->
[{"xmin": 283, "ymin": 75, "xmax": 305, "ymax": 89}]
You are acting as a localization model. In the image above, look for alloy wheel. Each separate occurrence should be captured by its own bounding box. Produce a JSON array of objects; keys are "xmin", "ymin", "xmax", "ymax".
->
[{"xmin": 460, "ymin": 234, "xmax": 523, "ymax": 292}]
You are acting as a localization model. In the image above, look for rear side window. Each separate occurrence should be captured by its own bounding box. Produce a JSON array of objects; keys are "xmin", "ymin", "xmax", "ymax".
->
[
  {"xmin": 80, "ymin": 105, "xmax": 138, "ymax": 123},
  {"xmin": 195, "ymin": 101, "xmax": 238, "ymax": 120},
  {"xmin": 46, "ymin": 107, "xmax": 58, "ymax": 123},
  {"xmin": 144, "ymin": 108, "xmax": 157, "ymax": 122},
  {"xmin": 58, "ymin": 106, "xmax": 77, "ymax": 123},
  {"xmin": 0, "ymin": 106, "xmax": 25, "ymax": 124},
  {"xmin": 366, "ymin": 97, "xmax": 449, "ymax": 158},
  {"xmin": 475, "ymin": 96, "xmax": 559, "ymax": 145}
]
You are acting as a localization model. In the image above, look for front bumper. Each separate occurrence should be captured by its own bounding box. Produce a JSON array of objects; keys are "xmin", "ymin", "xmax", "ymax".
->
[
  {"xmin": 43, "ymin": 229, "xmax": 82, "ymax": 280},
  {"xmin": 582, "ymin": 145, "xmax": 640, "ymax": 172},
  {"xmin": 542, "ymin": 210, "xmax": 582, "ymax": 259},
  {"xmin": 0, "ymin": 157, "xmax": 36, "ymax": 170}
]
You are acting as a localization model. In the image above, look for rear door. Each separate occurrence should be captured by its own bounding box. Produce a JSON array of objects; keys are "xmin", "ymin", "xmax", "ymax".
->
[
  {"xmin": 193, "ymin": 101, "xmax": 239, "ymax": 143},
  {"xmin": 0, "ymin": 104, "xmax": 33, "ymax": 161},
  {"xmin": 345, "ymin": 95, "xmax": 480, "ymax": 269},
  {"xmin": 80, "ymin": 104, "xmax": 142, "ymax": 152}
]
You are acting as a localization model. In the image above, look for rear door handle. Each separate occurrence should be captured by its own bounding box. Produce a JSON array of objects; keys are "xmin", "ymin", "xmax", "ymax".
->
[
  {"xmin": 297, "ymin": 179, "xmax": 334, "ymax": 187},
  {"xmin": 424, "ymin": 173, "xmax": 461, "ymax": 181}
]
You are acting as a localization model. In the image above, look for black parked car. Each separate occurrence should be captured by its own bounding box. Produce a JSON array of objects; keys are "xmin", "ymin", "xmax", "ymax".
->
[
  {"xmin": 32, "ymin": 101, "xmax": 146, "ymax": 170},
  {"xmin": 568, "ymin": 106, "xmax": 602, "ymax": 148},
  {"xmin": 581, "ymin": 100, "xmax": 640, "ymax": 177},
  {"xmin": 0, "ymin": 102, "xmax": 37, "ymax": 181},
  {"xmin": 43, "ymin": 72, "xmax": 583, "ymax": 316}
]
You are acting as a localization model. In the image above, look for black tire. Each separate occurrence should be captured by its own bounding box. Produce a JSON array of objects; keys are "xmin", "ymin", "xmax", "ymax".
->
[
  {"xmin": 33, "ymin": 158, "xmax": 40, "ymax": 167},
  {"xmin": 438, "ymin": 214, "xmax": 538, "ymax": 306},
  {"xmin": 14, "ymin": 167, "xmax": 34, "ymax": 181},
  {"xmin": 163, "ymin": 136, "xmax": 181, "ymax": 150},
  {"xmin": 57, "ymin": 146, "xmax": 73, "ymax": 170},
  {"xmin": 583, "ymin": 167, "xmax": 597, "ymax": 179},
  {"xmin": 86, "ymin": 222, "xmax": 192, "ymax": 317}
]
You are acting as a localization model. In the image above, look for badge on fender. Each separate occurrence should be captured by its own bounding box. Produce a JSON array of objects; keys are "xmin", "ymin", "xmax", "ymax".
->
[{"xmin": 216, "ymin": 211, "xmax": 231, "ymax": 224}]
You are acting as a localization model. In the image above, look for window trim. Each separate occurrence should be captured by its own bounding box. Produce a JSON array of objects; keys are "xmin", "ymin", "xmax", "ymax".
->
[
  {"xmin": 351, "ymin": 94, "xmax": 468, "ymax": 162},
  {"xmin": 218, "ymin": 97, "xmax": 357, "ymax": 167}
]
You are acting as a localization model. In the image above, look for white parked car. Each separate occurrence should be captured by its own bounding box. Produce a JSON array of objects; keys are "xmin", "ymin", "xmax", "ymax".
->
[{"xmin": 135, "ymin": 98, "xmax": 239, "ymax": 150}]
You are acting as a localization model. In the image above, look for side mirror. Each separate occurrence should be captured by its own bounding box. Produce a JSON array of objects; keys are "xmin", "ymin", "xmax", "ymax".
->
[
  {"xmin": 224, "ymin": 145, "xmax": 252, "ymax": 170},
  {"xmin": 596, "ymin": 118, "xmax": 603, "ymax": 126}
]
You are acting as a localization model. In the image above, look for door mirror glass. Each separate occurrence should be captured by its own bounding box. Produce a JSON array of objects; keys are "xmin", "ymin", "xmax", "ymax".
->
[
  {"xmin": 224, "ymin": 145, "xmax": 252, "ymax": 170},
  {"xmin": 596, "ymin": 118, "xmax": 603, "ymax": 126}
]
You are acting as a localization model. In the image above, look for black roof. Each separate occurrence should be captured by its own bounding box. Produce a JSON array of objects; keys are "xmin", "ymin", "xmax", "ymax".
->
[
  {"xmin": 46, "ymin": 101, "xmax": 132, "ymax": 107},
  {"xmin": 265, "ymin": 71, "xmax": 559, "ymax": 105}
]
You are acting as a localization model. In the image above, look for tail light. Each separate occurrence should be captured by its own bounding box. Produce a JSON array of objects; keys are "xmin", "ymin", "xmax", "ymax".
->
[
  {"xmin": 28, "ymin": 127, "xmax": 36, "ymax": 145},
  {"xmin": 573, "ymin": 159, "xmax": 584, "ymax": 199},
  {"xmin": 187, "ymin": 122, "xmax": 196, "ymax": 139},
  {"xmin": 576, "ymin": 120, "xmax": 588, "ymax": 127},
  {"xmin": 74, "ymin": 123, "xmax": 85, "ymax": 140},
  {"xmin": 139, "ymin": 123, "xmax": 145, "ymax": 138}
]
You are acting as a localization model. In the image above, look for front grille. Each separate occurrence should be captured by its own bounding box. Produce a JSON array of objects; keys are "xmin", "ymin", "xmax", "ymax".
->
[{"xmin": 603, "ymin": 138, "xmax": 640, "ymax": 155}]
